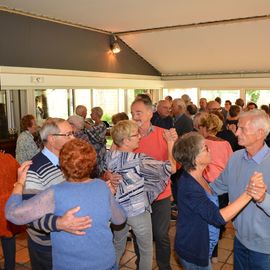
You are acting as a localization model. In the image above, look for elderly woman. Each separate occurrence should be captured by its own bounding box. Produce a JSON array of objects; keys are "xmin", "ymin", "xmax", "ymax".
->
[
  {"xmin": 196, "ymin": 113, "xmax": 233, "ymax": 182},
  {"xmin": 195, "ymin": 113, "xmax": 233, "ymax": 262},
  {"xmin": 106, "ymin": 120, "xmax": 176, "ymax": 270},
  {"xmin": 6, "ymin": 139, "xmax": 126, "ymax": 270},
  {"xmin": 67, "ymin": 115, "xmax": 91, "ymax": 144},
  {"xmin": 85, "ymin": 106, "xmax": 107, "ymax": 176},
  {"xmin": 15, "ymin": 114, "xmax": 40, "ymax": 164},
  {"xmin": 172, "ymin": 132, "xmax": 262, "ymax": 270}
]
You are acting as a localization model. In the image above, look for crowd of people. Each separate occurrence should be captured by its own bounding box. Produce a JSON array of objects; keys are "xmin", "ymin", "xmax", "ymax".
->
[{"xmin": 1, "ymin": 94, "xmax": 270, "ymax": 270}]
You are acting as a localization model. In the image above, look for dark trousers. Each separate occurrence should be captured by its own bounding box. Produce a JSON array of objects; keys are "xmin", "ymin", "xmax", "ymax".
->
[
  {"xmin": 133, "ymin": 197, "xmax": 172, "ymax": 270},
  {"xmin": 151, "ymin": 197, "xmax": 172, "ymax": 270},
  {"xmin": 28, "ymin": 238, "xmax": 53, "ymax": 270},
  {"xmin": 234, "ymin": 237, "xmax": 270, "ymax": 270},
  {"xmin": 0, "ymin": 236, "xmax": 16, "ymax": 270}
]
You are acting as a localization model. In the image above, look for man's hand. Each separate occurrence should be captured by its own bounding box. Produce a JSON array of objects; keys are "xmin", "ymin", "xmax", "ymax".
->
[
  {"xmin": 56, "ymin": 206, "xmax": 92, "ymax": 235},
  {"xmin": 246, "ymin": 171, "xmax": 267, "ymax": 203}
]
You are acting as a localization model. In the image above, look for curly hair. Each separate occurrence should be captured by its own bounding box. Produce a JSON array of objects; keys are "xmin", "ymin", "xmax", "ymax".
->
[
  {"xmin": 59, "ymin": 139, "xmax": 96, "ymax": 182},
  {"xmin": 20, "ymin": 114, "xmax": 35, "ymax": 131},
  {"xmin": 199, "ymin": 113, "xmax": 223, "ymax": 135}
]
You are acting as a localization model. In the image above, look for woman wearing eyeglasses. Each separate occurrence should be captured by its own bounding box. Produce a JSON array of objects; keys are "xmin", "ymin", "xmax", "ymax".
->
[
  {"xmin": 172, "ymin": 132, "xmax": 261, "ymax": 270},
  {"xmin": 6, "ymin": 139, "xmax": 126, "ymax": 270},
  {"xmin": 106, "ymin": 120, "xmax": 177, "ymax": 270}
]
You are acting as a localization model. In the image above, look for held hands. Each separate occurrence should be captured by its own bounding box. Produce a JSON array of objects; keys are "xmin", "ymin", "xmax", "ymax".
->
[
  {"xmin": 246, "ymin": 171, "xmax": 267, "ymax": 203},
  {"xmin": 17, "ymin": 160, "xmax": 32, "ymax": 185},
  {"xmin": 163, "ymin": 128, "xmax": 178, "ymax": 144},
  {"xmin": 103, "ymin": 170, "xmax": 122, "ymax": 190}
]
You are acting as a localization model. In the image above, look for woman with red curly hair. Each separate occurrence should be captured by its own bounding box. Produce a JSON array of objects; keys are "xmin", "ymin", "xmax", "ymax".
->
[{"xmin": 6, "ymin": 139, "xmax": 126, "ymax": 270}]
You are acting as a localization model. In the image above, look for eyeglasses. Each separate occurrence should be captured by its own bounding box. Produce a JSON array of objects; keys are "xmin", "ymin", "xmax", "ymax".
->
[{"xmin": 52, "ymin": 131, "xmax": 75, "ymax": 137}]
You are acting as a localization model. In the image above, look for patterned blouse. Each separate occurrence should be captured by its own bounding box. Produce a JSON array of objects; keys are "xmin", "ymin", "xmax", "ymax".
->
[
  {"xmin": 105, "ymin": 150, "xmax": 171, "ymax": 217},
  {"xmin": 15, "ymin": 130, "xmax": 40, "ymax": 164},
  {"xmin": 85, "ymin": 122, "xmax": 107, "ymax": 176}
]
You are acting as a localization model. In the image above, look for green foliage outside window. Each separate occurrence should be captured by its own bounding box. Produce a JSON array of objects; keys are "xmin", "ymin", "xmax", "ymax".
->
[{"xmin": 246, "ymin": 89, "xmax": 260, "ymax": 104}]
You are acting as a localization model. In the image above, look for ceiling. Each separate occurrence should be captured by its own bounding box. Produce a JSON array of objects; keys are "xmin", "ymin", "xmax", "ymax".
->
[{"xmin": 2, "ymin": 0, "xmax": 270, "ymax": 76}]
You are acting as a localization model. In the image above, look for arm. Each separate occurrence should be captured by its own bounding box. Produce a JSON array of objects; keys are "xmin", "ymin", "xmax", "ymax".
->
[
  {"xmin": 140, "ymin": 154, "xmax": 171, "ymax": 203},
  {"xmin": 163, "ymin": 128, "xmax": 177, "ymax": 174},
  {"xmin": 109, "ymin": 192, "xmax": 126, "ymax": 225},
  {"xmin": 10, "ymin": 162, "xmax": 92, "ymax": 234},
  {"xmin": 29, "ymin": 207, "xmax": 92, "ymax": 235},
  {"xmin": 219, "ymin": 192, "xmax": 251, "ymax": 222},
  {"xmin": 246, "ymin": 171, "xmax": 270, "ymax": 216},
  {"xmin": 220, "ymin": 172, "xmax": 263, "ymax": 221},
  {"xmin": 6, "ymin": 189, "xmax": 55, "ymax": 225}
]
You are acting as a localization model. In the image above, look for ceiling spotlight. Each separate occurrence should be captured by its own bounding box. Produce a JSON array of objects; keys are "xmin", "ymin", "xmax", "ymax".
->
[{"xmin": 110, "ymin": 35, "xmax": 121, "ymax": 54}]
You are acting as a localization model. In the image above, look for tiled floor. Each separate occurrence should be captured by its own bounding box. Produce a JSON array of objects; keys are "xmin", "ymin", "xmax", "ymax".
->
[{"xmin": 0, "ymin": 221, "xmax": 235, "ymax": 269}]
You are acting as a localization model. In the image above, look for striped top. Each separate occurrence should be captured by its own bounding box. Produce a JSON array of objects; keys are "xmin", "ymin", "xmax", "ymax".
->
[
  {"xmin": 23, "ymin": 150, "xmax": 65, "ymax": 249},
  {"xmin": 105, "ymin": 150, "xmax": 171, "ymax": 217}
]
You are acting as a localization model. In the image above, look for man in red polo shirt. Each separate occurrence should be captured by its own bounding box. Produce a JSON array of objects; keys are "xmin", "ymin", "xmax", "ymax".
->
[{"xmin": 131, "ymin": 98, "xmax": 176, "ymax": 270}]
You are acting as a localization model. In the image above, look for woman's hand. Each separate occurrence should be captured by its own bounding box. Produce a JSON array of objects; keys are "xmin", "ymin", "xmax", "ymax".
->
[
  {"xmin": 17, "ymin": 161, "xmax": 32, "ymax": 185},
  {"xmin": 246, "ymin": 171, "xmax": 267, "ymax": 202}
]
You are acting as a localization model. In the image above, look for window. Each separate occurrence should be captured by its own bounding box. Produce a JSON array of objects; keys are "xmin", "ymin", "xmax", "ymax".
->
[
  {"xmin": 245, "ymin": 89, "xmax": 270, "ymax": 108},
  {"xmin": 200, "ymin": 90, "xmax": 240, "ymax": 107},
  {"xmin": 163, "ymin": 88, "xmax": 198, "ymax": 104}
]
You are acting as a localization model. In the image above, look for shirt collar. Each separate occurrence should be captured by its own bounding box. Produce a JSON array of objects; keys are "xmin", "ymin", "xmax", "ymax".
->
[
  {"xmin": 25, "ymin": 130, "xmax": 34, "ymax": 138},
  {"xmin": 173, "ymin": 113, "xmax": 183, "ymax": 123},
  {"xmin": 42, "ymin": 147, "xmax": 59, "ymax": 166},
  {"xmin": 243, "ymin": 143, "xmax": 270, "ymax": 164},
  {"xmin": 144, "ymin": 124, "xmax": 154, "ymax": 136}
]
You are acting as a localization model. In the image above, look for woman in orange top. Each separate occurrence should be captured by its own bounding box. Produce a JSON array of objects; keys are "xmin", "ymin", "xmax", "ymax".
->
[{"xmin": 0, "ymin": 151, "xmax": 24, "ymax": 270}]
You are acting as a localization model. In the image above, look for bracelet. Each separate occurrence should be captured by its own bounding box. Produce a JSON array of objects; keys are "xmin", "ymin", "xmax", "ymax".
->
[{"xmin": 13, "ymin": 182, "xmax": 24, "ymax": 188}]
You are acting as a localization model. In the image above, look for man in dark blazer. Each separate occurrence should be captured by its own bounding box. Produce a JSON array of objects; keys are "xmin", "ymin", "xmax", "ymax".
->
[{"xmin": 171, "ymin": 98, "xmax": 193, "ymax": 136}]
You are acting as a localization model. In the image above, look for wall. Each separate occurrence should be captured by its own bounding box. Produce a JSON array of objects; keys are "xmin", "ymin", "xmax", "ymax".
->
[{"xmin": 0, "ymin": 11, "xmax": 160, "ymax": 76}]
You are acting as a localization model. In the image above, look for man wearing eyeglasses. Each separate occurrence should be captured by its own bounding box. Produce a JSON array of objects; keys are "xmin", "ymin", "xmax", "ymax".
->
[{"xmin": 23, "ymin": 118, "xmax": 91, "ymax": 270}]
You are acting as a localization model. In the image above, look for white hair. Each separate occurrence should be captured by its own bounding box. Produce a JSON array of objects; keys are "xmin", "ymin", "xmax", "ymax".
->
[
  {"xmin": 174, "ymin": 98, "xmax": 186, "ymax": 111},
  {"xmin": 239, "ymin": 109, "xmax": 270, "ymax": 138}
]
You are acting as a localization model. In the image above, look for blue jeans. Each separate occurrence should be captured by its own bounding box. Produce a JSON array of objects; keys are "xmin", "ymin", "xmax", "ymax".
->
[
  {"xmin": 179, "ymin": 257, "xmax": 211, "ymax": 270},
  {"xmin": 0, "ymin": 236, "xmax": 16, "ymax": 270},
  {"xmin": 234, "ymin": 237, "xmax": 270, "ymax": 270},
  {"xmin": 113, "ymin": 211, "xmax": 153, "ymax": 270}
]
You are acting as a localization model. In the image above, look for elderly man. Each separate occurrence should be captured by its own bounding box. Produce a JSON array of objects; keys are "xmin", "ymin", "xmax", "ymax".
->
[
  {"xmin": 131, "ymin": 98, "xmax": 177, "ymax": 270},
  {"xmin": 23, "ymin": 118, "xmax": 91, "ymax": 270},
  {"xmin": 171, "ymin": 98, "xmax": 193, "ymax": 136},
  {"xmin": 199, "ymin": 97, "xmax": 207, "ymax": 112},
  {"xmin": 211, "ymin": 109, "xmax": 270, "ymax": 270},
  {"xmin": 151, "ymin": 99, "xmax": 173, "ymax": 129}
]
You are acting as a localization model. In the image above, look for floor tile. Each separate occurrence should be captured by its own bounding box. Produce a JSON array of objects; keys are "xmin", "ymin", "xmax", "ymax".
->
[{"xmin": 0, "ymin": 222, "xmax": 235, "ymax": 269}]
